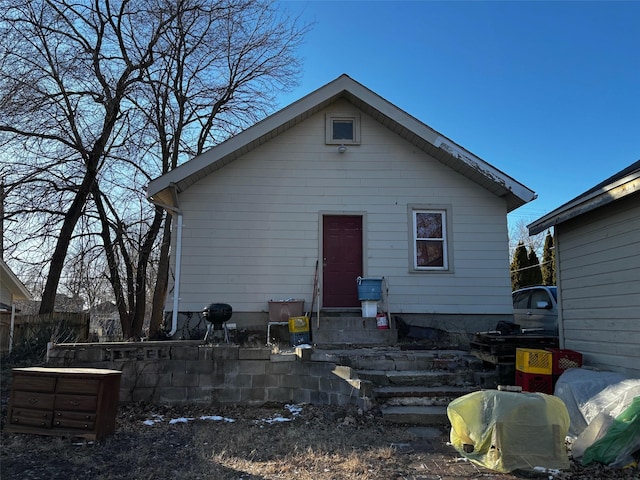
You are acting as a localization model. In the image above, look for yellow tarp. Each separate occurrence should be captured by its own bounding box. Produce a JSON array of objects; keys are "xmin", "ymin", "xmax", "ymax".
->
[{"xmin": 447, "ymin": 390, "xmax": 570, "ymax": 473}]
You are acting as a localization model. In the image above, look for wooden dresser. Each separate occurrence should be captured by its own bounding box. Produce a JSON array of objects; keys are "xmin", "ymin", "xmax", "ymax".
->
[{"xmin": 5, "ymin": 367, "xmax": 122, "ymax": 441}]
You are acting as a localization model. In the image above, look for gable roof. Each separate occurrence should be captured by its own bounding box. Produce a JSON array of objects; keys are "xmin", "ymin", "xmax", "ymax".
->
[
  {"xmin": 528, "ymin": 159, "xmax": 640, "ymax": 235},
  {"xmin": 146, "ymin": 74, "xmax": 535, "ymax": 212},
  {"xmin": 0, "ymin": 258, "xmax": 33, "ymax": 301}
]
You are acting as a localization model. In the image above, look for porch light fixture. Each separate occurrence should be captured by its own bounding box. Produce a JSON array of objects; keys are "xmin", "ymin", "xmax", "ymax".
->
[{"xmin": 337, "ymin": 144, "xmax": 347, "ymax": 154}]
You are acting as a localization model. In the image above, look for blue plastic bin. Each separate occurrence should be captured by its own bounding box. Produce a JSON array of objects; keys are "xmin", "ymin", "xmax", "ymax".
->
[{"xmin": 357, "ymin": 277, "xmax": 383, "ymax": 301}]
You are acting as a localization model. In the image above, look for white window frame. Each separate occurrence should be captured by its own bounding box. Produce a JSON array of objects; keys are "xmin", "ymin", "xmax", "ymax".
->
[
  {"xmin": 410, "ymin": 207, "xmax": 450, "ymax": 271},
  {"xmin": 325, "ymin": 113, "xmax": 360, "ymax": 145}
]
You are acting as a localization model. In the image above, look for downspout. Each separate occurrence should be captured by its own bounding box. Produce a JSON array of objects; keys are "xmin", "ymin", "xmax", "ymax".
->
[
  {"xmin": 169, "ymin": 211, "xmax": 183, "ymax": 337},
  {"xmin": 8, "ymin": 301, "xmax": 16, "ymax": 354}
]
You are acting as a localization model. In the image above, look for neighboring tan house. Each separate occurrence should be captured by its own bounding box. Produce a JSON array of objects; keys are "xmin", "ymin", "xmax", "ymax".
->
[
  {"xmin": 528, "ymin": 160, "xmax": 640, "ymax": 378},
  {"xmin": 0, "ymin": 258, "xmax": 33, "ymax": 353},
  {"xmin": 146, "ymin": 74, "xmax": 536, "ymax": 341}
]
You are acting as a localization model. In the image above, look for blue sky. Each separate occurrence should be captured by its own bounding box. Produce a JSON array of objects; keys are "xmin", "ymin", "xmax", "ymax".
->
[{"xmin": 278, "ymin": 1, "xmax": 639, "ymax": 230}]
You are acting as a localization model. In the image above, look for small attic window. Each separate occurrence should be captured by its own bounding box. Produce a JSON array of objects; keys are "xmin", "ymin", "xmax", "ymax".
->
[{"xmin": 326, "ymin": 113, "xmax": 360, "ymax": 145}]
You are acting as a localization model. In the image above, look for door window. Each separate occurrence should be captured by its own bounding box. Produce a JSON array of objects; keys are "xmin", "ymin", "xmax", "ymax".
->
[{"xmin": 512, "ymin": 291, "xmax": 530, "ymax": 309}]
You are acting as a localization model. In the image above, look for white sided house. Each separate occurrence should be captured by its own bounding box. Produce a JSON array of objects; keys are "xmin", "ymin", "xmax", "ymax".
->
[
  {"xmin": 146, "ymin": 74, "xmax": 535, "ymax": 343},
  {"xmin": 0, "ymin": 258, "xmax": 33, "ymax": 353},
  {"xmin": 528, "ymin": 160, "xmax": 640, "ymax": 378}
]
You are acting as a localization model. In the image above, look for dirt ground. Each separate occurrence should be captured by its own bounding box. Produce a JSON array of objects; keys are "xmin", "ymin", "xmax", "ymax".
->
[
  {"xmin": 2, "ymin": 338, "xmax": 638, "ymax": 480},
  {"xmin": 2, "ymin": 392, "xmax": 639, "ymax": 480}
]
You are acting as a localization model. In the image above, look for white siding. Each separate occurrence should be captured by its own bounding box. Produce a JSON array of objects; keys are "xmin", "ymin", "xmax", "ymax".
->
[
  {"xmin": 170, "ymin": 99, "xmax": 512, "ymax": 316},
  {"xmin": 557, "ymin": 193, "xmax": 640, "ymax": 377}
]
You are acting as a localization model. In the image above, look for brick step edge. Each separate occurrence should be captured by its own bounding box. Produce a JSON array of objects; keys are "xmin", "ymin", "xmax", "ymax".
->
[
  {"xmin": 374, "ymin": 385, "xmax": 478, "ymax": 398},
  {"xmin": 380, "ymin": 405, "xmax": 450, "ymax": 425}
]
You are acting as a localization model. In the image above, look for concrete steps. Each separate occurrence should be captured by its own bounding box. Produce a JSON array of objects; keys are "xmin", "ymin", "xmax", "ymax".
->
[
  {"xmin": 311, "ymin": 346, "xmax": 483, "ymax": 425},
  {"xmin": 375, "ymin": 385, "xmax": 476, "ymax": 406},
  {"xmin": 379, "ymin": 405, "xmax": 450, "ymax": 425},
  {"xmin": 311, "ymin": 314, "xmax": 397, "ymax": 347}
]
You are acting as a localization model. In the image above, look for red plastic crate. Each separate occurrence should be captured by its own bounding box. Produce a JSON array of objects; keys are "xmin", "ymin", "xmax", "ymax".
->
[
  {"xmin": 546, "ymin": 348, "xmax": 583, "ymax": 375},
  {"xmin": 515, "ymin": 370, "xmax": 553, "ymax": 394}
]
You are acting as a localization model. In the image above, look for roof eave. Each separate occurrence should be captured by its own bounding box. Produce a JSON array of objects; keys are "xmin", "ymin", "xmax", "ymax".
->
[
  {"xmin": 528, "ymin": 172, "xmax": 640, "ymax": 235},
  {"xmin": 0, "ymin": 259, "xmax": 33, "ymax": 301},
  {"xmin": 146, "ymin": 74, "xmax": 535, "ymax": 212}
]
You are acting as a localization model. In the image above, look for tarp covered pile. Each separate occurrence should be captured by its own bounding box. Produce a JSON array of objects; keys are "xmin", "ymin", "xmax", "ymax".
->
[
  {"xmin": 447, "ymin": 390, "xmax": 570, "ymax": 472},
  {"xmin": 554, "ymin": 368, "xmax": 640, "ymax": 468},
  {"xmin": 447, "ymin": 369, "xmax": 640, "ymax": 473}
]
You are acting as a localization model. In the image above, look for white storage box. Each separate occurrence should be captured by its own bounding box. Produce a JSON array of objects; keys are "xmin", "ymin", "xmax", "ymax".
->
[{"xmin": 361, "ymin": 300, "xmax": 378, "ymax": 318}]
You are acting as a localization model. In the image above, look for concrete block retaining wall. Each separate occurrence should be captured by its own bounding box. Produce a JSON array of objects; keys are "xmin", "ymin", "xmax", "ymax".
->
[{"xmin": 46, "ymin": 341, "xmax": 371, "ymax": 410}]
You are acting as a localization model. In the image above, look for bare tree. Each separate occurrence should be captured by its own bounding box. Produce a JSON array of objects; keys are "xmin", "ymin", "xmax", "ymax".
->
[
  {"xmin": 136, "ymin": 0, "xmax": 309, "ymax": 337},
  {"xmin": 508, "ymin": 217, "xmax": 545, "ymax": 262},
  {"xmin": 1, "ymin": 0, "xmax": 309, "ymax": 339},
  {"xmin": 1, "ymin": 0, "xmax": 179, "ymax": 316}
]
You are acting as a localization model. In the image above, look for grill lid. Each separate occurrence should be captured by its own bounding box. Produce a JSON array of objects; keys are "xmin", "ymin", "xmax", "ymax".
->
[{"xmin": 202, "ymin": 303, "xmax": 232, "ymax": 323}]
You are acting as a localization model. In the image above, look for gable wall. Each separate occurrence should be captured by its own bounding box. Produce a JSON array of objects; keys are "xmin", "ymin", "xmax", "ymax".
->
[
  {"xmin": 171, "ymin": 99, "xmax": 512, "ymax": 318},
  {"xmin": 556, "ymin": 192, "xmax": 640, "ymax": 377},
  {"xmin": 0, "ymin": 281, "xmax": 13, "ymax": 306}
]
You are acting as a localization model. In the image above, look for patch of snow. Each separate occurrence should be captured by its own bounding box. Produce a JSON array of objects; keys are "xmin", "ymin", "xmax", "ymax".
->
[
  {"xmin": 144, "ymin": 404, "xmax": 303, "ymax": 427},
  {"xmin": 169, "ymin": 417, "xmax": 194, "ymax": 424},
  {"xmin": 256, "ymin": 404, "xmax": 305, "ymax": 424},
  {"xmin": 199, "ymin": 415, "xmax": 235, "ymax": 423}
]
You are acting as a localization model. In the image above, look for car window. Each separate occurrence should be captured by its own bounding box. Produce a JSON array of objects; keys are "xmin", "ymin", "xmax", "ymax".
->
[
  {"xmin": 530, "ymin": 289, "xmax": 552, "ymax": 309},
  {"xmin": 512, "ymin": 291, "xmax": 530, "ymax": 309}
]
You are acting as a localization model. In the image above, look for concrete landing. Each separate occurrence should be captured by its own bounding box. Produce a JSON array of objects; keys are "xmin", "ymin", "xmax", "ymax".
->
[{"xmin": 311, "ymin": 315, "xmax": 398, "ymax": 346}]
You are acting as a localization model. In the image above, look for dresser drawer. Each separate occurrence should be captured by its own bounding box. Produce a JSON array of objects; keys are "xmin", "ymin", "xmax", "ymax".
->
[
  {"xmin": 54, "ymin": 394, "xmax": 98, "ymax": 412},
  {"xmin": 9, "ymin": 408, "xmax": 54, "ymax": 428},
  {"xmin": 54, "ymin": 411, "xmax": 96, "ymax": 430},
  {"xmin": 56, "ymin": 377, "xmax": 100, "ymax": 395},
  {"xmin": 12, "ymin": 375, "xmax": 57, "ymax": 392},
  {"xmin": 11, "ymin": 390, "xmax": 55, "ymax": 410}
]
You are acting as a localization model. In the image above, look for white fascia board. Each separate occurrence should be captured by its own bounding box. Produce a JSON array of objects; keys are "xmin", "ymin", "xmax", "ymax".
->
[
  {"xmin": 528, "ymin": 172, "xmax": 640, "ymax": 235},
  {"xmin": 434, "ymin": 136, "xmax": 536, "ymax": 204}
]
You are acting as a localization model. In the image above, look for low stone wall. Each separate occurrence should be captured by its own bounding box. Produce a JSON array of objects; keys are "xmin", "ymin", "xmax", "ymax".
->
[{"xmin": 46, "ymin": 341, "xmax": 371, "ymax": 409}]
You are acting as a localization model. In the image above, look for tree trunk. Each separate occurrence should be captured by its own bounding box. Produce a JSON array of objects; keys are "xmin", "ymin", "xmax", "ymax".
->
[
  {"xmin": 128, "ymin": 206, "xmax": 164, "ymax": 339},
  {"xmin": 149, "ymin": 214, "xmax": 173, "ymax": 338},
  {"xmin": 39, "ymin": 169, "xmax": 96, "ymax": 314}
]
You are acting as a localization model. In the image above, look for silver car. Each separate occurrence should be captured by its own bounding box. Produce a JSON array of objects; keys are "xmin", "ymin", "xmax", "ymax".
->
[{"xmin": 512, "ymin": 286, "xmax": 558, "ymax": 335}]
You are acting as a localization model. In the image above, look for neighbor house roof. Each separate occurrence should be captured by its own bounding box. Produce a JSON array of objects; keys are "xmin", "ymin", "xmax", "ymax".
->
[
  {"xmin": 146, "ymin": 74, "xmax": 535, "ymax": 212},
  {"xmin": 0, "ymin": 258, "xmax": 33, "ymax": 301},
  {"xmin": 528, "ymin": 159, "xmax": 640, "ymax": 235}
]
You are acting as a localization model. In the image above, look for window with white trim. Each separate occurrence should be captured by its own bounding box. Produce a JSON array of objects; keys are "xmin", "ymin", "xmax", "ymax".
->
[
  {"xmin": 412, "ymin": 209, "xmax": 448, "ymax": 270},
  {"xmin": 325, "ymin": 113, "xmax": 360, "ymax": 144}
]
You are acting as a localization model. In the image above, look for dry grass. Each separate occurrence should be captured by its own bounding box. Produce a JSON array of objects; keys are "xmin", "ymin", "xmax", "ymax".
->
[
  {"xmin": 4, "ymin": 401, "xmax": 639, "ymax": 480},
  {"xmin": 0, "ymin": 397, "xmax": 522, "ymax": 480}
]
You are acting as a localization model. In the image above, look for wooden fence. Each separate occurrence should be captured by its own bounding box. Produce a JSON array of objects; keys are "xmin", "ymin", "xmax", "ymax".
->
[{"xmin": 0, "ymin": 312, "xmax": 89, "ymax": 355}]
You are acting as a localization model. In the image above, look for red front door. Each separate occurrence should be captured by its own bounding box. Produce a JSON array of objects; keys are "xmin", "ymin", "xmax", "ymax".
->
[{"xmin": 322, "ymin": 215, "xmax": 363, "ymax": 307}]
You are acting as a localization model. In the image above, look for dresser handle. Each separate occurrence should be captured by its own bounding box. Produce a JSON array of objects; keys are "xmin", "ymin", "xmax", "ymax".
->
[
  {"xmin": 28, "ymin": 397, "xmax": 39, "ymax": 405},
  {"xmin": 69, "ymin": 400, "xmax": 80, "ymax": 407}
]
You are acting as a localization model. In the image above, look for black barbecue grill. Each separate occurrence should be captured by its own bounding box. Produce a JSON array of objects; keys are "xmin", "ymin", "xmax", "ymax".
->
[{"xmin": 203, "ymin": 303, "xmax": 232, "ymax": 342}]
